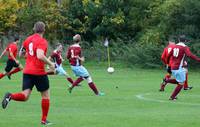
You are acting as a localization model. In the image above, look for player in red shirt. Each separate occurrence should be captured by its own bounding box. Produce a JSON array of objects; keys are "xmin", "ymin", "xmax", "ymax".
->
[
  {"xmin": 67, "ymin": 34, "xmax": 104, "ymax": 96},
  {"xmin": 1, "ymin": 21, "xmax": 55, "ymax": 125},
  {"xmin": 167, "ymin": 35, "xmax": 200, "ymax": 100},
  {"xmin": 47, "ymin": 43, "xmax": 74, "ymax": 86},
  {"xmin": 160, "ymin": 41, "xmax": 192, "ymax": 91},
  {"xmin": 0, "ymin": 37, "xmax": 23, "ymax": 79}
]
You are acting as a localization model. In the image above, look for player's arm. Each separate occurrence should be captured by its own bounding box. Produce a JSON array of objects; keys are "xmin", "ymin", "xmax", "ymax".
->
[
  {"xmin": 185, "ymin": 47, "xmax": 200, "ymax": 62},
  {"xmin": 60, "ymin": 55, "xmax": 64, "ymax": 61},
  {"xmin": 75, "ymin": 56, "xmax": 85, "ymax": 62},
  {"xmin": 66, "ymin": 48, "xmax": 71, "ymax": 59},
  {"xmin": 37, "ymin": 49, "xmax": 55, "ymax": 70},
  {"xmin": 0, "ymin": 48, "xmax": 7, "ymax": 59},
  {"xmin": 9, "ymin": 48, "xmax": 18, "ymax": 63},
  {"xmin": 161, "ymin": 49, "xmax": 167, "ymax": 64},
  {"xmin": 19, "ymin": 46, "xmax": 26, "ymax": 58}
]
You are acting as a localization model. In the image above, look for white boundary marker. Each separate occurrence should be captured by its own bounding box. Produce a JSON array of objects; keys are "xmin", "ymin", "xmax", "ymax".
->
[{"xmin": 136, "ymin": 93, "xmax": 200, "ymax": 106}]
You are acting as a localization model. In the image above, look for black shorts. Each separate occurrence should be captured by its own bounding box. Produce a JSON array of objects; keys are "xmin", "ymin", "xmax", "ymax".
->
[
  {"xmin": 5, "ymin": 59, "xmax": 19, "ymax": 72},
  {"xmin": 22, "ymin": 74, "xmax": 49, "ymax": 92},
  {"xmin": 167, "ymin": 66, "xmax": 172, "ymax": 74}
]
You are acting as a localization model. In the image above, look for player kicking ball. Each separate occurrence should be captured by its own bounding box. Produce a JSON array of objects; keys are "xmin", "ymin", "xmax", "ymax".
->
[
  {"xmin": 67, "ymin": 34, "xmax": 104, "ymax": 96},
  {"xmin": 1, "ymin": 21, "xmax": 55, "ymax": 125},
  {"xmin": 167, "ymin": 35, "xmax": 200, "ymax": 100},
  {"xmin": 160, "ymin": 41, "xmax": 192, "ymax": 91},
  {"xmin": 47, "ymin": 43, "xmax": 74, "ymax": 87},
  {"xmin": 0, "ymin": 36, "xmax": 23, "ymax": 80}
]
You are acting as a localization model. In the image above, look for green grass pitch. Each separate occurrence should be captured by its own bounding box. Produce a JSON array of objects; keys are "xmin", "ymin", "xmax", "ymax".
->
[{"xmin": 0, "ymin": 63, "xmax": 200, "ymax": 127}]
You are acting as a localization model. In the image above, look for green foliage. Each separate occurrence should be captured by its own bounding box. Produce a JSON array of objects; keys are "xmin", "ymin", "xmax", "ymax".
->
[{"xmin": 1, "ymin": 0, "xmax": 200, "ymax": 68}]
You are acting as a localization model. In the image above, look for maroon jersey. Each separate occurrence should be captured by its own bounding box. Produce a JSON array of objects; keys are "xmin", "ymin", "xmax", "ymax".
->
[
  {"xmin": 168, "ymin": 42, "xmax": 200, "ymax": 70},
  {"xmin": 6, "ymin": 42, "xmax": 18, "ymax": 60},
  {"xmin": 66, "ymin": 44, "xmax": 82, "ymax": 66},
  {"xmin": 161, "ymin": 43, "xmax": 175, "ymax": 66},
  {"xmin": 22, "ymin": 33, "xmax": 48, "ymax": 75},
  {"xmin": 50, "ymin": 50, "xmax": 62, "ymax": 66}
]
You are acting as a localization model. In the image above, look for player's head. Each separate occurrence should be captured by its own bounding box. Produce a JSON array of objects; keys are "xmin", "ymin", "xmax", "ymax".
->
[
  {"xmin": 168, "ymin": 36, "xmax": 176, "ymax": 44},
  {"xmin": 73, "ymin": 34, "xmax": 81, "ymax": 44},
  {"xmin": 33, "ymin": 21, "xmax": 45, "ymax": 34},
  {"xmin": 178, "ymin": 35, "xmax": 190, "ymax": 43},
  {"xmin": 56, "ymin": 43, "xmax": 63, "ymax": 51},
  {"xmin": 14, "ymin": 36, "xmax": 19, "ymax": 43}
]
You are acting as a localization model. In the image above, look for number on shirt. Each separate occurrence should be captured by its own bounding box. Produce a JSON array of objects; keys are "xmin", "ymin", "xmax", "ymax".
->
[
  {"xmin": 29, "ymin": 43, "xmax": 34, "ymax": 56},
  {"xmin": 71, "ymin": 50, "xmax": 74, "ymax": 58},
  {"xmin": 168, "ymin": 48, "xmax": 172, "ymax": 54},
  {"xmin": 173, "ymin": 48, "xmax": 179, "ymax": 57}
]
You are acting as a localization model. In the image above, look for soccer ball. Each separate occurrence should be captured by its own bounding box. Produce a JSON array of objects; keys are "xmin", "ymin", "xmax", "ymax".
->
[{"xmin": 107, "ymin": 67, "xmax": 114, "ymax": 74}]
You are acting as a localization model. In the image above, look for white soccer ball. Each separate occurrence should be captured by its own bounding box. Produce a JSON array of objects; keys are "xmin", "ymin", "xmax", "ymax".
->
[{"xmin": 107, "ymin": 67, "xmax": 114, "ymax": 74}]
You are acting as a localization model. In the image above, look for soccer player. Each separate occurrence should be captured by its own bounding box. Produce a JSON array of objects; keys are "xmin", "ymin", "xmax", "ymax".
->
[
  {"xmin": 160, "ymin": 41, "xmax": 192, "ymax": 91},
  {"xmin": 159, "ymin": 41, "xmax": 176, "ymax": 91},
  {"xmin": 66, "ymin": 34, "xmax": 104, "ymax": 96},
  {"xmin": 167, "ymin": 35, "xmax": 200, "ymax": 100},
  {"xmin": 1, "ymin": 21, "xmax": 55, "ymax": 125},
  {"xmin": 47, "ymin": 43, "xmax": 74, "ymax": 86},
  {"xmin": 0, "ymin": 36, "xmax": 23, "ymax": 80}
]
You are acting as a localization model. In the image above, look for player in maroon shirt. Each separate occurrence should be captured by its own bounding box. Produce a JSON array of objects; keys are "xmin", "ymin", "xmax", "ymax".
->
[
  {"xmin": 66, "ymin": 34, "xmax": 104, "ymax": 96},
  {"xmin": 47, "ymin": 43, "xmax": 74, "ymax": 86},
  {"xmin": 167, "ymin": 35, "xmax": 200, "ymax": 100},
  {"xmin": 1, "ymin": 21, "xmax": 55, "ymax": 125},
  {"xmin": 160, "ymin": 41, "xmax": 176, "ymax": 91},
  {"xmin": 0, "ymin": 37, "xmax": 23, "ymax": 80},
  {"xmin": 160, "ymin": 41, "xmax": 192, "ymax": 91}
]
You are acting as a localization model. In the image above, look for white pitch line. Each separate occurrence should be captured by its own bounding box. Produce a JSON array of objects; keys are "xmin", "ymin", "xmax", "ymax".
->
[{"xmin": 136, "ymin": 93, "xmax": 200, "ymax": 106}]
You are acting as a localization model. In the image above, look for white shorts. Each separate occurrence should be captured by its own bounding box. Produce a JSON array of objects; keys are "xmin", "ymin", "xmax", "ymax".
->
[
  {"xmin": 56, "ymin": 65, "xmax": 67, "ymax": 76},
  {"xmin": 172, "ymin": 68, "xmax": 186, "ymax": 83},
  {"xmin": 71, "ymin": 65, "xmax": 90, "ymax": 78}
]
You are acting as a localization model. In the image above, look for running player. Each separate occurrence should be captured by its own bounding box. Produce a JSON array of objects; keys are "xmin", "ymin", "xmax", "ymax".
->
[
  {"xmin": 167, "ymin": 35, "xmax": 200, "ymax": 100},
  {"xmin": 1, "ymin": 21, "xmax": 55, "ymax": 125},
  {"xmin": 160, "ymin": 41, "xmax": 192, "ymax": 91},
  {"xmin": 67, "ymin": 34, "xmax": 104, "ymax": 96},
  {"xmin": 0, "ymin": 36, "xmax": 23, "ymax": 80},
  {"xmin": 47, "ymin": 43, "xmax": 74, "ymax": 86}
]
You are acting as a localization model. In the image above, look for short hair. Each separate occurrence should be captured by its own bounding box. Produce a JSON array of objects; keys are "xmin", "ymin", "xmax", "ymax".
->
[
  {"xmin": 73, "ymin": 34, "xmax": 81, "ymax": 43},
  {"xmin": 33, "ymin": 21, "xmax": 45, "ymax": 33},
  {"xmin": 178, "ymin": 35, "xmax": 190, "ymax": 42},
  {"xmin": 55, "ymin": 43, "xmax": 62, "ymax": 48},
  {"xmin": 14, "ymin": 36, "xmax": 19, "ymax": 42}
]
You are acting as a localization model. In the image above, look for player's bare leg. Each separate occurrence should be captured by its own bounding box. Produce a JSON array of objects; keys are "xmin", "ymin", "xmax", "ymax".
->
[{"xmin": 40, "ymin": 89, "xmax": 52, "ymax": 125}]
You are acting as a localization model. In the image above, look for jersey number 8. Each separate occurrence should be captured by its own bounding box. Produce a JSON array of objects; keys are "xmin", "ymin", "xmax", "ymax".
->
[{"xmin": 29, "ymin": 43, "xmax": 34, "ymax": 56}]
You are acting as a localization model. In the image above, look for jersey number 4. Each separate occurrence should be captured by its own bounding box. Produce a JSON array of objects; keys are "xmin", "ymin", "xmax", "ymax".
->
[{"xmin": 173, "ymin": 48, "xmax": 179, "ymax": 57}]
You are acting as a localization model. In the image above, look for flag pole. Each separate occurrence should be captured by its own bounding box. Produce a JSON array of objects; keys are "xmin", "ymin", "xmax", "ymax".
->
[{"xmin": 107, "ymin": 46, "xmax": 111, "ymax": 67}]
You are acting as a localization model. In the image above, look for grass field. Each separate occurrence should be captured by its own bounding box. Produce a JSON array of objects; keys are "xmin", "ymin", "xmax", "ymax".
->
[{"xmin": 0, "ymin": 62, "xmax": 200, "ymax": 127}]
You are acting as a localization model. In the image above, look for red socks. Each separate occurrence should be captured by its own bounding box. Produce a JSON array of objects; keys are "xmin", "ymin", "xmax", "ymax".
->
[
  {"xmin": 165, "ymin": 79, "xmax": 178, "ymax": 84},
  {"xmin": 72, "ymin": 77, "xmax": 84, "ymax": 88},
  {"xmin": 165, "ymin": 74, "xmax": 171, "ymax": 80},
  {"xmin": 9, "ymin": 68, "xmax": 21, "ymax": 75},
  {"xmin": 184, "ymin": 72, "xmax": 188, "ymax": 89},
  {"xmin": 67, "ymin": 77, "xmax": 74, "ymax": 85},
  {"xmin": 11, "ymin": 93, "xmax": 26, "ymax": 101},
  {"xmin": 88, "ymin": 82, "xmax": 99, "ymax": 95},
  {"xmin": 41, "ymin": 99, "xmax": 50, "ymax": 122},
  {"xmin": 0, "ymin": 73, "xmax": 5, "ymax": 79},
  {"xmin": 170, "ymin": 84, "xmax": 183, "ymax": 99}
]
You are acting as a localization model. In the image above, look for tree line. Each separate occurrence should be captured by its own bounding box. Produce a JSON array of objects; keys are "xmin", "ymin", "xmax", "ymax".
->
[{"xmin": 1, "ymin": 0, "xmax": 200, "ymax": 68}]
